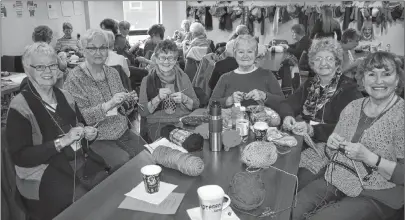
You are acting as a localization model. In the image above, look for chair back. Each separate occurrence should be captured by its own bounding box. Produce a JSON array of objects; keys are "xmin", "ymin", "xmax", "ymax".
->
[{"xmin": 1, "ymin": 56, "xmax": 16, "ymax": 72}]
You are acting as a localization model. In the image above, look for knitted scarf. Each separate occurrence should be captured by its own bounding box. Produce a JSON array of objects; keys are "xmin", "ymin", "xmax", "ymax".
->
[{"xmin": 302, "ymin": 70, "xmax": 343, "ymax": 119}]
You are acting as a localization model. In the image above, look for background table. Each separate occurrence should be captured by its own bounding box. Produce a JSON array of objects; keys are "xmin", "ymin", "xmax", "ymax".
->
[{"xmin": 55, "ymin": 133, "xmax": 303, "ymax": 220}]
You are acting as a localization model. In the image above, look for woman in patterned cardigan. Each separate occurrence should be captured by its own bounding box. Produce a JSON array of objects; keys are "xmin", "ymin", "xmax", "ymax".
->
[
  {"xmin": 294, "ymin": 51, "xmax": 404, "ymax": 220},
  {"xmin": 64, "ymin": 29, "xmax": 146, "ymax": 170}
]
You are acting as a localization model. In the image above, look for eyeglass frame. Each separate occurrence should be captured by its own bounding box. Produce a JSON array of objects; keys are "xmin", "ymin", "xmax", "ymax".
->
[
  {"xmin": 85, "ymin": 46, "xmax": 109, "ymax": 54},
  {"xmin": 157, "ymin": 55, "xmax": 178, "ymax": 63},
  {"xmin": 313, "ymin": 56, "xmax": 336, "ymax": 63},
  {"xmin": 29, "ymin": 63, "xmax": 59, "ymax": 72}
]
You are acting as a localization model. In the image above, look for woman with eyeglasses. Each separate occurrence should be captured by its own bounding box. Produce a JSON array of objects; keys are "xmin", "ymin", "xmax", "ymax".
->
[
  {"xmin": 279, "ymin": 38, "xmax": 363, "ymax": 190},
  {"xmin": 6, "ymin": 42, "xmax": 109, "ymax": 220},
  {"xmin": 64, "ymin": 29, "xmax": 146, "ymax": 170},
  {"xmin": 138, "ymin": 39, "xmax": 199, "ymax": 142},
  {"xmin": 292, "ymin": 51, "xmax": 404, "ymax": 220}
]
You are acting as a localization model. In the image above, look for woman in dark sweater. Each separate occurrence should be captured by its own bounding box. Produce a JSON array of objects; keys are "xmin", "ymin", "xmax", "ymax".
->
[
  {"xmin": 210, "ymin": 35, "xmax": 284, "ymax": 110},
  {"xmin": 310, "ymin": 7, "xmax": 342, "ymax": 41},
  {"xmin": 279, "ymin": 38, "xmax": 363, "ymax": 189},
  {"xmin": 6, "ymin": 43, "xmax": 109, "ymax": 220}
]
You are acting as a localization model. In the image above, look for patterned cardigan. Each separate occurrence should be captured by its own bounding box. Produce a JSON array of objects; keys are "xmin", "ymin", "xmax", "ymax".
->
[
  {"xmin": 64, "ymin": 65, "xmax": 128, "ymax": 140},
  {"xmin": 300, "ymin": 98, "xmax": 404, "ymax": 208}
]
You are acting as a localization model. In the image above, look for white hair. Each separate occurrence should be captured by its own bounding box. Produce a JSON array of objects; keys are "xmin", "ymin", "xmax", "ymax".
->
[
  {"xmin": 22, "ymin": 42, "xmax": 57, "ymax": 70},
  {"xmin": 81, "ymin": 29, "xmax": 109, "ymax": 48},
  {"xmin": 181, "ymin": 20, "xmax": 191, "ymax": 31},
  {"xmin": 189, "ymin": 22, "xmax": 206, "ymax": 37},
  {"xmin": 233, "ymin": 34, "xmax": 258, "ymax": 55},
  {"xmin": 104, "ymin": 30, "xmax": 115, "ymax": 50}
]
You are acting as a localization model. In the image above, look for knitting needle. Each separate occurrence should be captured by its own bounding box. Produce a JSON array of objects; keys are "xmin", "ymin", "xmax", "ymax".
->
[{"xmin": 351, "ymin": 159, "xmax": 365, "ymax": 187}]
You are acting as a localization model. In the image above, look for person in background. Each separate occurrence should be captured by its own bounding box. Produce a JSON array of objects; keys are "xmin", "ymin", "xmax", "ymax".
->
[
  {"xmin": 136, "ymin": 24, "xmax": 166, "ymax": 66},
  {"xmin": 293, "ymin": 51, "xmax": 404, "ymax": 220},
  {"xmin": 310, "ymin": 6, "xmax": 342, "ymax": 41},
  {"xmin": 229, "ymin": 25, "xmax": 250, "ymax": 41},
  {"xmin": 54, "ymin": 22, "xmax": 83, "ymax": 56},
  {"xmin": 138, "ymin": 40, "xmax": 199, "ymax": 141},
  {"xmin": 64, "ymin": 29, "xmax": 146, "ymax": 169},
  {"xmin": 210, "ymin": 35, "xmax": 284, "ymax": 110},
  {"xmin": 209, "ymin": 40, "xmax": 238, "ymax": 91},
  {"xmin": 356, "ymin": 20, "xmax": 383, "ymax": 53},
  {"xmin": 104, "ymin": 31, "xmax": 131, "ymax": 77},
  {"xmin": 100, "ymin": 18, "xmax": 119, "ymax": 35},
  {"xmin": 172, "ymin": 20, "xmax": 192, "ymax": 43},
  {"xmin": 340, "ymin": 28, "xmax": 361, "ymax": 73},
  {"xmin": 115, "ymin": 20, "xmax": 142, "ymax": 65},
  {"xmin": 32, "ymin": 25, "xmax": 67, "ymax": 88},
  {"xmin": 183, "ymin": 22, "xmax": 215, "ymax": 58},
  {"xmin": 279, "ymin": 38, "xmax": 363, "ymax": 190},
  {"xmin": 279, "ymin": 24, "xmax": 312, "ymax": 61},
  {"xmin": 6, "ymin": 42, "xmax": 109, "ymax": 220}
]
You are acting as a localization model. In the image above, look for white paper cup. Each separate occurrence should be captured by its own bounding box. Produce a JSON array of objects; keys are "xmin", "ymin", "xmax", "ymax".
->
[
  {"xmin": 254, "ymin": 121, "xmax": 269, "ymax": 141},
  {"xmin": 197, "ymin": 185, "xmax": 231, "ymax": 220},
  {"xmin": 141, "ymin": 165, "xmax": 162, "ymax": 194}
]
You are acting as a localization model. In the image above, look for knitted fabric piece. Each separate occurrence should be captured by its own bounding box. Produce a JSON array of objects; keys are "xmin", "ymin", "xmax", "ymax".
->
[
  {"xmin": 152, "ymin": 146, "xmax": 204, "ymax": 176},
  {"xmin": 160, "ymin": 125, "xmax": 204, "ymax": 152},
  {"xmin": 324, "ymin": 98, "xmax": 404, "ymax": 196},
  {"xmin": 241, "ymin": 141, "xmax": 278, "ymax": 169},
  {"xmin": 229, "ymin": 171, "xmax": 265, "ymax": 211}
]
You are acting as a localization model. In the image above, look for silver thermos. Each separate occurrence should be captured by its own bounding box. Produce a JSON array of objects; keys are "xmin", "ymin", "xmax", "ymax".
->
[{"xmin": 209, "ymin": 101, "xmax": 222, "ymax": 151}]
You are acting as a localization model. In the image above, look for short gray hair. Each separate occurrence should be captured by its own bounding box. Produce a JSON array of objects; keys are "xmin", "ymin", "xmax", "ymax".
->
[
  {"xmin": 22, "ymin": 42, "xmax": 57, "ymax": 71},
  {"xmin": 308, "ymin": 37, "xmax": 343, "ymax": 70},
  {"xmin": 81, "ymin": 29, "xmax": 108, "ymax": 49},
  {"xmin": 189, "ymin": 22, "xmax": 206, "ymax": 37},
  {"xmin": 181, "ymin": 20, "xmax": 191, "ymax": 31},
  {"xmin": 118, "ymin": 21, "xmax": 131, "ymax": 30},
  {"xmin": 233, "ymin": 34, "xmax": 258, "ymax": 55},
  {"xmin": 104, "ymin": 30, "xmax": 115, "ymax": 50}
]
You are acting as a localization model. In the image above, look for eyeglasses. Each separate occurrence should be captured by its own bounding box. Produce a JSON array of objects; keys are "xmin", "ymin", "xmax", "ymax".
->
[
  {"xmin": 30, "ymin": 64, "xmax": 59, "ymax": 72},
  {"xmin": 86, "ymin": 47, "xmax": 108, "ymax": 54},
  {"xmin": 157, "ymin": 56, "xmax": 177, "ymax": 62},
  {"xmin": 314, "ymin": 56, "xmax": 335, "ymax": 63}
]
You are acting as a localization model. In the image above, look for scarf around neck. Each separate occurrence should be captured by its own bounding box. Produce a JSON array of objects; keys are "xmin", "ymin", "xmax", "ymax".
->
[{"xmin": 302, "ymin": 70, "xmax": 343, "ymax": 119}]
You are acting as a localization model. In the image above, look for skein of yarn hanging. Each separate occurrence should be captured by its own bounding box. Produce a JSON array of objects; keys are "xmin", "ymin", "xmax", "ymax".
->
[
  {"xmin": 160, "ymin": 125, "xmax": 204, "ymax": 152},
  {"xmin": 241, "ymin": 141, "xmax": 278, "ymax": 169},
  {"xmin": 229, "ymin": 171, "xmax": 266, "ymax": 211},
  {"xmin": 152, "ymin": 145, "xmax": 204, "ymax": 176}
]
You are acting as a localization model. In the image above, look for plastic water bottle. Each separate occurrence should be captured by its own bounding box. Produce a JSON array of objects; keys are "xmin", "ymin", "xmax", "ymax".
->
[
  {"xmin": 236, "ymin": 107, "xmax": 249, "ymax": 141},
  {"xmin": 209, "ymin": 101, "xmax": 222, "ymax": 152}
]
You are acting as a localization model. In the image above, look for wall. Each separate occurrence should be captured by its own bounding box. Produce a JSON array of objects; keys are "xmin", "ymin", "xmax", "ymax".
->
[
  {"xmin": 161, "ymin": 1, "xmax": 187, "ymax": 40},
  {"xmin": 1, "ymin": 1, "xmax": 86, "ymax": 56},
  {"xmin": 87, "ymin": 1, "xmax": 124, "ymax": 29}
]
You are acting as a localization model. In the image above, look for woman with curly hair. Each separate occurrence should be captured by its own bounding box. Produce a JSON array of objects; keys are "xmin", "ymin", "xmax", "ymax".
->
[
  {"xmin": 293, "ymin": 51, "xmax": 404, "ymax": 220},
  {"xmin": 279, "ymin": 38, "xmax": 363, "ymax": 188}
]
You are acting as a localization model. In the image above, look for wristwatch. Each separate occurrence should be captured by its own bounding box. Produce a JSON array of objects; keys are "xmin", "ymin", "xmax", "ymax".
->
[
  {"xmin": 54, "ymin": 138, "xmax": 64, "ymax": 152},
  {"xmin": 372, "ymin": 155, "xmax": 382, "ymax": 170}
]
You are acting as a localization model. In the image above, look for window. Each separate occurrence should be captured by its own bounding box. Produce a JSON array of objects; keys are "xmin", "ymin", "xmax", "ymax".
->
[
  {"xmin": 123, "ymin": 1, "xmax": 160, "ymax": 45},
  {"xmin": 129, "ymin": 1, "xmax": 142, "ymax": 10}
]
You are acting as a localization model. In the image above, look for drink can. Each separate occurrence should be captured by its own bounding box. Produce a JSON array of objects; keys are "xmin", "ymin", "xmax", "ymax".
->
[{"xmin": 236, "ymin": 119, "xmax": 249, "ymax": 137}]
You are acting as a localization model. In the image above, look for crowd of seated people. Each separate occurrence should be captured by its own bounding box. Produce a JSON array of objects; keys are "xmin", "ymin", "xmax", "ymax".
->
[{"xmin": 4, "ymin": 9, "xmax": 405, "ymax": 220}]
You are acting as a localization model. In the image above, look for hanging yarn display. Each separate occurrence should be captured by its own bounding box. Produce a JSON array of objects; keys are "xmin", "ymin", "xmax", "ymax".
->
[
  {"xmin": 229, "ymin": 171, "xmax": 266, "ymax": 211},
  {"xmin": 241, "ymin": 141, "xmax": 278, "ymax": 169},
  {"xmin": 163, "ymin": 97, "xmax": 176, "ymax": 115},
  {"xmin": 160, "ymin": 125, "xmax": 204, "ymax": 152},
  {"xmin": 152, "ymin": 146, "xmax": 205, "ymax": 176}
]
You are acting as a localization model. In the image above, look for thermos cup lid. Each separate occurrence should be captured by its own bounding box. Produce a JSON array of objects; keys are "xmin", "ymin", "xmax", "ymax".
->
[{"xmin": 209, "ymin": 101, "xmax": 221, "ymax": 116}]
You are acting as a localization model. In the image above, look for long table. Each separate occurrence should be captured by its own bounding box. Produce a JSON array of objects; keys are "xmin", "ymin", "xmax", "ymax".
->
[{"xmin": 55, "ymin": 133, "xmax": 303, "ymax": 220}]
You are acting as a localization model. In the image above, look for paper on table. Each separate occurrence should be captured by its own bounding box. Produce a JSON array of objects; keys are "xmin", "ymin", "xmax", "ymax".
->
[
  {"xmin": 118, "ymin": 192, "xmax": 185, "ymax": 215},
  {"xmin": 125, "ymin": 181, "xmax": 177, "ymax": 205},
  {"xmin": 187, "ymin": 206, "xmax": 240, "ymax": 220},
  {"xmin": 3, "ymin": 73, "xmax": 26, "ymax": 84},
  {"xmin": 144, "ymin": 138, "xmax": 188, "ymax": 154}
]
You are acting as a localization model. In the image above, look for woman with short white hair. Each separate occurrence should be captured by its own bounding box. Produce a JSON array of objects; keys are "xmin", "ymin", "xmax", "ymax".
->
[
  {"xmin": 64, "ymin": 29, "xmax": 146, "ymax": 170},
  {"xmin": 183, "ymin": 22, "xmax": 215, "ymax": 57},
  {"xmin": 210, "ymin": 35, "xmax": 284, "ymax": 110},
  {"xmin": 6, "ymin": 42, "xmax": 109, "ymax": 220}
]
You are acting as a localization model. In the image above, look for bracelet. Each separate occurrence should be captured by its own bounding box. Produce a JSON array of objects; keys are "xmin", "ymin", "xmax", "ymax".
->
[{"xmin": 375, "ymin": 155, "xmax": 381, "ymax": 167}]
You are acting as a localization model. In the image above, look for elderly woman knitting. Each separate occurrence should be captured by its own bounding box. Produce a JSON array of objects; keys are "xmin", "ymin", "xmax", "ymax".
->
[
  {"xmin": 64, "ymin": 29, "xmax": 146, "ymax": 169},
  {"xmin": 210, "ymin": 35, "xmax": 284, "ymax": 110},
  {"xmin": 6, "ymin": 43, "xmax": 109, "ymax": 220},
  {"xmin": 293, "ymin": 51, "xmax": 404, "ymax": 220},
  {"xmin": 279, "ymin": 38, "xmax": 363, "ymax": 188},
  {"xmin": 138, "ymin": 39, "xmax": 199, "ymax": 141}
]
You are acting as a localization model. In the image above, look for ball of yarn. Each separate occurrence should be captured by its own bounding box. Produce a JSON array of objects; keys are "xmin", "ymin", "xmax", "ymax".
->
[
  {"xmin": 229, "ymin": 171, "xmax": 265, "ymax": 211},
  {"xmin": 241, "ymin": 141, "xmax": 278, "ymax": 168},
  {"xmin": 160, "ymin": 125, "xmax": 204, "ymax": 152},
  {"xmin": 152, "ymin": 146, "xmax": 204, "ymax": 176}
]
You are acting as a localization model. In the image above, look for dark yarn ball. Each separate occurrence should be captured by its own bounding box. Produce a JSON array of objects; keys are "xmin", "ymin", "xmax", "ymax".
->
[{"xmin": 160, "ymin": 125, "xmax": 204, "ymax": 152}]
